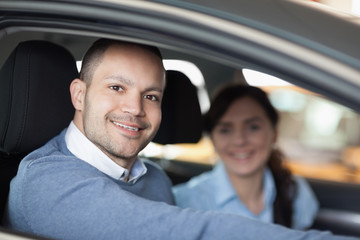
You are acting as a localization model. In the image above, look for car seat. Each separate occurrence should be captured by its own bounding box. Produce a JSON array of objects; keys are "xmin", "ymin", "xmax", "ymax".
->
[
  {"xmin": 153, "ymin": 70, "xmax": 202, "ymax": 144},
  {"xmin": 0, "ymin": 40, "xmax": 78, "ymax": 222},
  {"xmin": 152, "ymin": 70, "xmax": 204, "ymax": 184}
]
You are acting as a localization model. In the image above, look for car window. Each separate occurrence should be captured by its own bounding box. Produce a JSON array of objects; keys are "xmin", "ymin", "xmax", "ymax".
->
[{"xmin": 140, "ymin": 68, "xmax": 360, "ymax": 185}]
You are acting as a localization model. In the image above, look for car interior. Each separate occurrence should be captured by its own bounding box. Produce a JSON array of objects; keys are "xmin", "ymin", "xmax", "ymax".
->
[{"xmin": 1, "ymin": 31, "xmax": 360, "ymax": 238}]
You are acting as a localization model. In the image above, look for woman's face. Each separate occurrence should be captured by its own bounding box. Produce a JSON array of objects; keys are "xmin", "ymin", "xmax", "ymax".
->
[{"xmin": 211, "ymin": 96, "xmax": 277, "ymax": 179}]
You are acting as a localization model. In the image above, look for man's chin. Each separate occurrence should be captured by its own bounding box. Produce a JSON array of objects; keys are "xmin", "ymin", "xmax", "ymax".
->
[{"xmin": 107, "ymin": 138, "xmax": 152, "ymax": 160}]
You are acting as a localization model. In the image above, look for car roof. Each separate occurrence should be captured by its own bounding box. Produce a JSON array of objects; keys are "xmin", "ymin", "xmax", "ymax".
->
[
  {"xmin": 0, "ymin": 0, "xmax": 360, "ymax": 111},
  {"xmin": 185, "ymin": 0, "xmax": 360, "ymax": 61}
]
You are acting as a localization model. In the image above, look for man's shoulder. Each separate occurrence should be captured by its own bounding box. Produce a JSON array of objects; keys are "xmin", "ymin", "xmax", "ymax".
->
[
  {"xmin": 23, "ymin": 129, "xmax": 70, "ymax": 163},
  {"xmin": 18, "ymin": 129, "xmax": 95, "ymax": 176}
]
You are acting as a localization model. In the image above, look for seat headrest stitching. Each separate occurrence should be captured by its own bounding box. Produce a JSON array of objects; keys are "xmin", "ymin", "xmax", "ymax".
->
[
  {"xmin": 14, "ymin": 46, "xmax": 32, "ymax": 151},
  {"xmin": 0, "ymin": 56, "xmax": 15, "ymax": 150}
]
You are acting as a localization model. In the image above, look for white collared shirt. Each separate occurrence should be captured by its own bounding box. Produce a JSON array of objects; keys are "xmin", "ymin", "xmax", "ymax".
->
[{"xmin": 65, "ymin": 121, "xmax": 147, "ymax": 183}]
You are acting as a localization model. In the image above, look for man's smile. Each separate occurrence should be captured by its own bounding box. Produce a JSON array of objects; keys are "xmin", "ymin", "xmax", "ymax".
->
[{"xmin": 112, "ymin": 121, "xmax": 141, "ymax": 132}]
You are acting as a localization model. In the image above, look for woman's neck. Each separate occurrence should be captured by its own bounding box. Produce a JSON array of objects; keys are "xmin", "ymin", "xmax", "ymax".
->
[{"xmin": 226, "ymin": 168, "xmax": 265, "ymax": 215}]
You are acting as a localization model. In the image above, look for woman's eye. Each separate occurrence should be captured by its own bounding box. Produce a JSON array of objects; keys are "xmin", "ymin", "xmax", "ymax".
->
[
  {"xmin": 249, "ymin": 124, "xmax": 260, "ymax": 131},
  {"xmin": 110, "ymin": 86, "xmax": 124, "ymax": 92},
  {"xmin": 219, "ymin": 128, "xmax": 231, "ymax": 134}
]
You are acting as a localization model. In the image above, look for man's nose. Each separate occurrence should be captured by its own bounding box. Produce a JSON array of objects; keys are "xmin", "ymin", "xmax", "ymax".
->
[{"xmin": 121, "ymin": 94, "xmax": 145, "ymax": 116}]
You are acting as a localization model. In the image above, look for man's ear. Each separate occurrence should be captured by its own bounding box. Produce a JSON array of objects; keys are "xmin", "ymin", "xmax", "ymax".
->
[{"xmin": 70, "ymin": 79, "xmax": 86, "ymax": 111}]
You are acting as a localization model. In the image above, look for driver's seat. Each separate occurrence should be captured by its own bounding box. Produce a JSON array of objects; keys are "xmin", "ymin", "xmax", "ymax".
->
[{"xmin": 0, "ymin": 40, "xmax": 78, "ymax": 221}]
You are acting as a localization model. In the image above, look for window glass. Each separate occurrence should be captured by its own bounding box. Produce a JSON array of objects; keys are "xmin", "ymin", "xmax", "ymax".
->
[{"xmin": 140, "ymin": 67, "xmax": 360, "ymax": 184}]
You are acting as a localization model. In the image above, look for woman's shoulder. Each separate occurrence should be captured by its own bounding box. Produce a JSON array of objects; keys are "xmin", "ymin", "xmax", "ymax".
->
[
  {"xmin": 292, "ymin": 175, "xmax": 320, "ymax": 229},
  {"xmin": 173, "ymin": 170, "xmax": 214, "ymax": 193},
  {"xmin": 172, "ymin": 169, "xmax": 217, "ymax": 208},
  {"xmin": 293, "ymin": 175, "xmax": 313, "ymax": 192}
]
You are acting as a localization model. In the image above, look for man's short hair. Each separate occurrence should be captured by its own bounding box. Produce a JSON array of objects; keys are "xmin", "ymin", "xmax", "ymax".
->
[{"xmin": 79, "ymin": 38, "xmax": 163, "ymax": 85}]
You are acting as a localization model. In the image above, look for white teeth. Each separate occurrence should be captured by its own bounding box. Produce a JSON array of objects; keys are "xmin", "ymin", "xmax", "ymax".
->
[{"xmin": 112, "ymin": 121, "xmax": 139, "ymax": 131}]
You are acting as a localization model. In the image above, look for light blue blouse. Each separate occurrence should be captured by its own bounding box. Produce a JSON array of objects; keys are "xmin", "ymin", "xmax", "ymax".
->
[{"xmin": 172, "ymin": 162, "xmax": 319, "ymax": 230}]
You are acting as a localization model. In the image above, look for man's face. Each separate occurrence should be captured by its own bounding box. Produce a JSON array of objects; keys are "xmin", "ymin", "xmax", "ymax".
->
[{"xmin": 77, "ymin": 45, "xmax": 165, "ymax": 167}]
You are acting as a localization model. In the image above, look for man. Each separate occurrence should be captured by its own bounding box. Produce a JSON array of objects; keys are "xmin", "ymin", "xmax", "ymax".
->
[{"xmin": 4, "ymin": 39, "xmax": 358, "ymax": 240}]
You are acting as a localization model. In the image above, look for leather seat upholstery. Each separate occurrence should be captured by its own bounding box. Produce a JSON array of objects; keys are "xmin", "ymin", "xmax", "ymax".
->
[
  {"xmin": 153, "ymin": 70, "xmax": 202, "ymax": 144},
  {"xmin": 0, "ymin": 40, "xmax": 78, "ymax": 220}
]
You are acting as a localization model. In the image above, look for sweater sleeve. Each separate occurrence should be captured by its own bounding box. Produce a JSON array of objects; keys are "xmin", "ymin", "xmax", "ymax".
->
[{"xmin": 6, "ymin": 154, "xmax": 358, "ymax": 240}]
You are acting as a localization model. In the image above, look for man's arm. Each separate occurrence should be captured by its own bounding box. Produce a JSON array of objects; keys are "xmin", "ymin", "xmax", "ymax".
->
[{"xmin": 6, "ymin": 155, "xmax": 359, "ymax": 240}]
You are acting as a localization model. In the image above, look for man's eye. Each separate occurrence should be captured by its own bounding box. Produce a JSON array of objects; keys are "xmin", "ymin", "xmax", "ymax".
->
[
  {"xmin": 144, "ymin": 95, "xmax": 159, "ymax": 101},
  {"xmin": 110, "ymin": 86, "xmax": 123, "ymax": 92}
]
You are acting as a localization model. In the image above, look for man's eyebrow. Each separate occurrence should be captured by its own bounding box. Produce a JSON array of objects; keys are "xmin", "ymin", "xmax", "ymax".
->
[
  {"xmin": 104, "ymin": 75, "xmax": 134, "ymax": 86},
  {"xmin": 105, "ymin": 75, "xmax": 163, "ymax": 93},
  {"xmin": 145, "ymin": 86, "xmax": 163, "ymax": 94}
]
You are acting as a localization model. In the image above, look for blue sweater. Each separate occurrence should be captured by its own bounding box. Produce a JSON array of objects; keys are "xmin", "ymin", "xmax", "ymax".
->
[{"xmin": 4, "ymin": 130, "xmax": 359, "ymax": 240}]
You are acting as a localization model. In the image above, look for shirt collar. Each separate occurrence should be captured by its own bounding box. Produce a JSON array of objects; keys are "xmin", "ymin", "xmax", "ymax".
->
[
  {"xmin": 65, "ymin": 121, "xmax": 147, "ymax": 183},
  {"xmin": 213, "ymin": 162, "xmax": 276, "ymax": 207}
]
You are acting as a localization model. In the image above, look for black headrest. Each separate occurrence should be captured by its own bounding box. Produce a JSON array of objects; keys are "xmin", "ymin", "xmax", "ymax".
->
[
  {"xmin": 0, "ymin": 40, "xmax": 78, "ymax": 154},
  {"xmin": 153, "ymin": 70, "xmax": 202, "ymax": 144}
]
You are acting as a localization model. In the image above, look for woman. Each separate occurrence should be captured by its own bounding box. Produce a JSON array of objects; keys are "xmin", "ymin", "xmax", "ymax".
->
[{"xmin": 172, "ymin": 84, "xmax": 319, "ymax": 230}]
